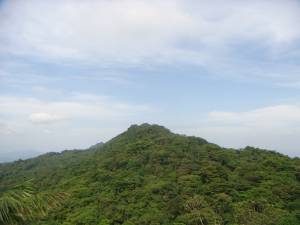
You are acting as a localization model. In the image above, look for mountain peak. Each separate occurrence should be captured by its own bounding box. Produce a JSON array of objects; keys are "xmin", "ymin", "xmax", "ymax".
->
[
  {"xmin": 127, "ymin": 123, "xmax": 170, "ymax": 132},
  {"xmin": 105, "ymin": 123, "xmax": 209, "ymax": 149},
  {"xmin": 106, "ymin": 123, "xmax": 173, "ymax": 146},
  {"xmin": 125, "ymin": 123, "xmax": 172, "ymax": 138}
]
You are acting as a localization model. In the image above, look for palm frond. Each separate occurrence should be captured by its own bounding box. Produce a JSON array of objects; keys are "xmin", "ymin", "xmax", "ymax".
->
[{"xmin": 0, "ymin": 180, "xmax": 68, "ymax": 224}]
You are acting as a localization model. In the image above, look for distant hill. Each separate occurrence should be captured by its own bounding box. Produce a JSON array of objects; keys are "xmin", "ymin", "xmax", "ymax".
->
[
  {"xmin": 0, "ymin": 123, "xmax": 299, "ymax": 225},
  {"xmin": 0, "ymin": 150, "xmax": 43, "ymax": 163}
]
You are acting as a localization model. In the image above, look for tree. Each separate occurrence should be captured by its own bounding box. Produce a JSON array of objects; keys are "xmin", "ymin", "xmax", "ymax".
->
[{"xmin": 0, "ymin": 180, "xmax": 67, "ymax": 225}]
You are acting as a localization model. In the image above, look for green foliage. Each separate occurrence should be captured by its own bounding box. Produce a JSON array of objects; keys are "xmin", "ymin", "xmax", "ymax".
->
[
  {"xmin": 0, "ymin": 124, "xmax": 299, "ymax": 225},
  {"xmin": 0, "ymin": 181, "xmax": 34, "ymax": 224},
  {"xmin": 0, "ymin": 180, "xmax": 67, "ymax": 224}
]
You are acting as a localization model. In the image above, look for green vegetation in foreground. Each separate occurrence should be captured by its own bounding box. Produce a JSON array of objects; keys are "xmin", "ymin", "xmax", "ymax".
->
[
  {"xmin": 0, "ymin": 124, "xmax": 299, "ymax": 225},
  {"xmin": 0, "ymin": 180, "xmax": 66, "ymax": 224}
]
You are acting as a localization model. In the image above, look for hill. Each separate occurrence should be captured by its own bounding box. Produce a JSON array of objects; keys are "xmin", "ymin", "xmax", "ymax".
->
[{"xmin": 0, "ymin": 123, "xmax": 299, "ymax": 225}]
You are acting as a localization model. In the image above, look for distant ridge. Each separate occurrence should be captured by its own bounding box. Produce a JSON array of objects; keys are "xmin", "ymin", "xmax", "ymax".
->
[{"xmin": 88, "ymin": 142, "xmax": 104, "ymax": 150}]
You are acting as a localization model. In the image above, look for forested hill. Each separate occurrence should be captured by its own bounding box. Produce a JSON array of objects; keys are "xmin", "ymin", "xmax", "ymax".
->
[{"xmin": 0, "ymin": 124, "xmax": 299, "ymax": 225}]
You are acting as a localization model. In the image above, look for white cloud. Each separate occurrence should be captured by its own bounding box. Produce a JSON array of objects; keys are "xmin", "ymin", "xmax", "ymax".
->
[
  {"xmin": 0, "ymin": 0, "xmax": 300, "ymax": 87},
  {"xmin": 0, "ymin": 122, "xmax": 15, "ymax": 135},
  {"xmin": 1, "ymin": 0, "xmax": 300, "ymax": 65},
  {"xmin": 0, "ymin": 94, "xmax": 154, "ymax": 152},
  {"xmin": 29, "ymin": 113, "xmax": 65, "ymax": 124},
  {"xmin": 158, "ymin": 104, "xmax": 299, "ymax": 157},
  {"xmin": 208, "ymin": 105, "xmax": 300, "ymax": 127},
  {"xmin": 191, "ymin": 105, "xmax": 300, "ymax": 156},
  {"xmin": 0, "ymin": 94, "xmax": 151, "ymax": 121}
]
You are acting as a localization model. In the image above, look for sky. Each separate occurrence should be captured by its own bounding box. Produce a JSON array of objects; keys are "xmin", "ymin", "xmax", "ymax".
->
[{"xmin": 1, "ymin": 0, "xmax": 300, "ymax": 160}]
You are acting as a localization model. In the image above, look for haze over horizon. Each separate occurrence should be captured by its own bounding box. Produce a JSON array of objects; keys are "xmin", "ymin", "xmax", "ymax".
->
[{"xmin": 1, "ymin": 0, "xmax": 300, "ymax": 159}]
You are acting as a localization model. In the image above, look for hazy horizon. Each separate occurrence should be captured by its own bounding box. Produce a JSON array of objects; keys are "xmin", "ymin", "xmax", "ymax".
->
[{"xmin": 1, "ymin": 123, "xmax": 299, "ymax": 163}]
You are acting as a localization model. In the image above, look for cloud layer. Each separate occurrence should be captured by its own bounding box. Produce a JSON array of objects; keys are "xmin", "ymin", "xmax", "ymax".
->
[
  {"xmin": 177, "ymin": 105, "xmax": 300, "ymax": 157},
  {"xmin": 1, "ymin": 0, "xmax": 300, "ymax": 65},
  {"xmin": 0, "ymin": 94, "xmax": 153, "ymax": 152},
  {"xmin": 2, "ymin": 92, "xmax": 300, "ymax": 156},
  {"xmin": 208, "ymin": 105, "xmax": 300, "ymax": 127},
  {"xmin": 29, "ymin": 113, "xmax": 65, "ymax": 124}
]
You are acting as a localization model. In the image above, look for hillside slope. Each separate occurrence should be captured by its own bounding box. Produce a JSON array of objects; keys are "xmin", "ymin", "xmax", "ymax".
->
[{"xmin": 0, "ymin": 124, "xmax": 299, "ymax": 225}]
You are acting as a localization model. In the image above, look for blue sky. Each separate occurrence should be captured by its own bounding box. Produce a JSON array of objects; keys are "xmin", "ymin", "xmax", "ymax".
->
[{"xmin": 1, "ymin": 0, "xmax": 300, "ymax": 159}]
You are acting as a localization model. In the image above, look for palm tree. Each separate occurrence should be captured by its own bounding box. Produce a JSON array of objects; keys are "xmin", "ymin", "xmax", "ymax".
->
[{"xmin": 0, "ymin": 180, "xmax": 67, "ymax": 225}]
